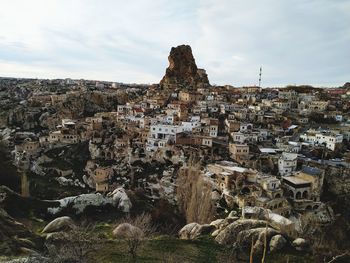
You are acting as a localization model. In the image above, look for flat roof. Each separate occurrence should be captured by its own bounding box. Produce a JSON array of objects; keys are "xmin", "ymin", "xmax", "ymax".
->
[
  {"xmin": 260, "ymin": 148, "xmax": 277, "ymax": 153},
  {"xmin": 301, "ymin": 166, "xmax": 322, "ymax": 176},
  {"xmin": 283, "ymin": 176, "xmax": 309, "ymax": 185}
]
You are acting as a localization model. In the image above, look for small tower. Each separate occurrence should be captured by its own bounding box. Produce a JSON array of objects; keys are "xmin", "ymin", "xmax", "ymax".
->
[{"xmin": 258, "ymin": 66, "xmax": 262, "ymax": 87}]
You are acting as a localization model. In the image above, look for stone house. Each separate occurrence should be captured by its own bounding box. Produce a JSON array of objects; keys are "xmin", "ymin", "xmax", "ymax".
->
[
  {"xmin": 229, "ymin": 143, "xmax": 249, "ymax": 162},
  {"xmin": 94, "ymin": 167, "xmax": 113, "ymax": 192},
  {"xmin": 14, "ymin": 138, "xmax": 40, "ymax": 156}
]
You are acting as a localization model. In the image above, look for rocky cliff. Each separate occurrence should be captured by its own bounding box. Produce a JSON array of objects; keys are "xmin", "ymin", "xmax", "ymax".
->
[
  {"xmin": 0, "ymin": 208, "xmax": 43, "ymax": 256},
  {"xmin": 160, "ymin": 45, "xmax": 210, "ymax": 89}
]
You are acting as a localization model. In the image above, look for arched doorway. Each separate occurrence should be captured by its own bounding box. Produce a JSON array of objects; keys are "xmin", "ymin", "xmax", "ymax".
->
[
  {"xmin": 302, "ymin": 191, "xmax": 308, "ymax": 199},
  {"xmin": 296, "ymin": 191, "xmax": 302, "ymax": 199}
]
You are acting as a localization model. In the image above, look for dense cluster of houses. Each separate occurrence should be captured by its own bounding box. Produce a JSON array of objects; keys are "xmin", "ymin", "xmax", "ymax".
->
[{"xmin": 3, "ymin": 76, "xmax": 349, "ymax": 224}]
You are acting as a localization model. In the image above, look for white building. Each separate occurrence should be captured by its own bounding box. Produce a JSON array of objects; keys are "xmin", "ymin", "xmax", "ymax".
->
[
  {"xmin": 278, "ymin": 152, "xmax": 298, "ymax": 176},
  {"xmin": 274, "ymin": 99, "xmax": 291, "ymax": 110},
  {"xmin": 300, "ymin": 131, "xmax": 343, "ymax": 151},
  {"xmin": 150, "ymin": 124, "xmax": 183, "ymax": 139},
  {"xmin": 231, "ymin": 131, "xmax": 259, "ymax": 143},
  {"xmin": 314, "ymin": 133, "xmax": 343, "ymax": 151},
  {"xmin": 181, "ymin": 121, "xmax": 201, "ymax": 132},
  {"xmin": 146, "ymin": 138, "xmax": 168, "ymax": 152}
]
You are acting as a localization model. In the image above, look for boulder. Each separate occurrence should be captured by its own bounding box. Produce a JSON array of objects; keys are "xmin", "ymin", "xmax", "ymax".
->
[
  {"xmin": 45, "ymin": 232, "xmax": 68, "ymax": 242},
  {"xmin": 220, "ymin": 216, "xmax": 239, "ymax": 229},
  {"xmin": 236, "ymin": 227, "xmax": 279, "ymax": 254},
  {"xmin": 196, "ymin": 224, "xmax": 216, "ymax": 236},
  {"xmin": 110, "ymin": 188, "xmax": 132, "ymax": 213},
  {"xmin": 178, "ymin": 222, "xmax": 201, "ymax": 240},
  {"xmin": 292, "ymin": 238, "xmax": 309, "ymax": 251},
  {"xmin": 243, "ymin": 206, "xmax": 295, "ymax": 232},
  {"xmin": 210, "ymin": 219, "xmax": 224, "ymax": 228},
  {"xmin": 3, "ymin": 255, "xmax": 50, "ymax": 263},
  {"xmin": 269, "ymin": 234, "xmax": 287, "ymax": 252},
  {"xmin": 178, "ymin": 223, "xmax": 215, "ymax": 240},
  {"xmin": 211, "ymin": 229, "xmax": 221, "ymax": 237},
  {"xmin": 112, "ymin": 223, "xmax": 143, "ymax": 239},
  {"xmin": 42, "ymin": 216, "xmax": 75, "ymax": 233},
  {"xmin": 47, "ymin": 193, "xmax": 115, "ymax": 215},
  {"xmin": 227, "ymin": 210, "xmax": 238, "ymax": 218},
  {"xmin": 215, "ymin": 219, "xmax": 267, "ymax": 245}
]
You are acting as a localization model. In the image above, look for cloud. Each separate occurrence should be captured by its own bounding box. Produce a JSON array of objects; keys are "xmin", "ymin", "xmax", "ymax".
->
[{"xmin": 0, "ymin": 0, "xmax": 349, "ymax": 86}]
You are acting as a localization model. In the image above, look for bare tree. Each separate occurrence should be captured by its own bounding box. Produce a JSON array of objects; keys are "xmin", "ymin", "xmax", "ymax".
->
[
  {"xmin": 250, "ymin": 236, "xmax": 255, "ymax": 263},
  {"xmin": 261, "ymin": 216, "xmax": 269, "ymax": 263},
  {"xmin": 115, "ymin": 213, "xmax": 157, "ymax": 263},
  {"xmin": 325, "ymin": 251, "xmax": 349, "ymax": 263},
  {"xmin": 298, "ymin": 213, "xmax": 350, "ymax": 262},
  {"xmin": 176, "ymin": 156, "xmax": 216, "ymax": 224},
  {"xmin": 45, "ymin": 225, "xmax": 102, "ymax": 263}
]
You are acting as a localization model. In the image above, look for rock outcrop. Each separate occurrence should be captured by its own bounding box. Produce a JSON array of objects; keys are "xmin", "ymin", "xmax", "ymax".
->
[
  {"xmin": 269, "ymin": 234, "xmax": 287, "ymax": 252},
  {"xmin": 292, "ymin": 238, "xmax": 309, "ymax": 251},
  {"xmin": 178, "ymin": 222, "xmax": 215, "ymax": 240},
  {"xmin": 0, "ymin": 208, "xmax": 42, "ymax": 256},
  {"xmin": 110, "ymin": 188, "xmax": 132, "ymax": 213},
  {"xmin": 215, "ymin": 219, "xmax": 267, "ymax": 245},
  {"xmin": 42, "ymin": 216, "xmax": 75, "ymax": 234},
  {"xmin": 160, "ymin": 45, "xmax": 210, "ymax": 89},
  {"xmin": 177, "ymin": 216, "xmax": 295, "ymax": 254},
  {"xmin": 236, "ymin": 227, "xmax": 279, "ymax": 253}
]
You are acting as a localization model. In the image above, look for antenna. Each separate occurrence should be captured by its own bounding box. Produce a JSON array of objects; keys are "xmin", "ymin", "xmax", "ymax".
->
[{"xmin": 258, "ymin": 66, "xmax": 262, "ymax": 87}]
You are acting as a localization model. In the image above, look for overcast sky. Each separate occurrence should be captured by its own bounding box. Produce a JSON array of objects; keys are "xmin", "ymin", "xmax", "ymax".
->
[{"xmin": 0, "ymin": 0, "xmax": 349, "ymax": 87}]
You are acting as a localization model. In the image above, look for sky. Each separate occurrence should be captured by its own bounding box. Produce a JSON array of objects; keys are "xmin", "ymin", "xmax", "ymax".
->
[{"xmin": 0, "ymin": 0, "xmax": 349, "ymax": 87}]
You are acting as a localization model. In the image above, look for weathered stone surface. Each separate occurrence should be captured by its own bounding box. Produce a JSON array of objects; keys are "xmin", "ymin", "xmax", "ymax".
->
[
  {"xmin": 178, "ymin": 222, "xmax": 201, "ymax": 240},
  {"xmin": 236, "ymin": 227, "xmax": 279, "ymax": 253},
  {"xmin": 160, "ymin": 45, "xmax": 210, "ymax": 89},
  {"xmin": 0, "ymin": 208, "xmax": 42, "ymax": 256},
  {"xmin": 215, "ymin": 219, "xmax": 267, "ymax": 245},
  {"xmin": 220, "ymin": 216, "xmax": 239, "ymax": 229},
  {"xmin": 110, "ymin": 188, "xmax": 132, "ymax": 213},
  {"xmin": 269, "ymin": 234, "xmax": 287, "ymax": 252},
  {"xmin": 211, "ymin": 229, "xmax": 221, "ymax": 237},
  {"xmin": 228, "ymin": 210, "xmax": 238, "ymax": 218},
  {"xmin": 42, "ymin": 216, "xmax": 75, "ymax": 233},
  {"xmin": 210, "ymin": 219, "xmax": 225, "ymax": 228},
  {"xmin": 243, "ymin": 206, "xmax": 295, "ymax": 232},
  {"xmin": 179, "ymin": 222, "xmax": 216, "ymax": 240},
  {"xmin": 292, "ymin": 238, "xmax": 309, "ymax": 251},
  {"xmin": 3, "ymin": 255, "xmax": 50, "ymax": 263},
  {"xmin": 197, "ymin": 224, "xmax": 216, "ymax": 236}
]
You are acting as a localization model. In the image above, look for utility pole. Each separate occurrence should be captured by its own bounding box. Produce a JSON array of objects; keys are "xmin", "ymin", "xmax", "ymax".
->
[{"xmin": 258, "ymin": 66, "xmax": 262, "ymax": 87}]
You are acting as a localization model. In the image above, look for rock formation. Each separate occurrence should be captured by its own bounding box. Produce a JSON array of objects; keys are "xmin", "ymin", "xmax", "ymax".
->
[
  {"xmin": 160, "ymin": 45, "xmax": 210, "ymax": 89},
  {"xmin": 42, "ymin": 216, "xmax": 76, "ymax": 234},
  {"xmin": 0, "ymin": 208, "xmax": 43, "ymax": 255},
  {"xmin": 178, "ymin": 222, "xmax": 215, "ymax": 240}
]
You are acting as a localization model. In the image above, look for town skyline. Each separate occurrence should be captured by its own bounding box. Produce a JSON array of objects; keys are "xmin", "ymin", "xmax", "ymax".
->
[{"xmin": 0, "ymin": 0, "xmax": 349, "ymax": 87}]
